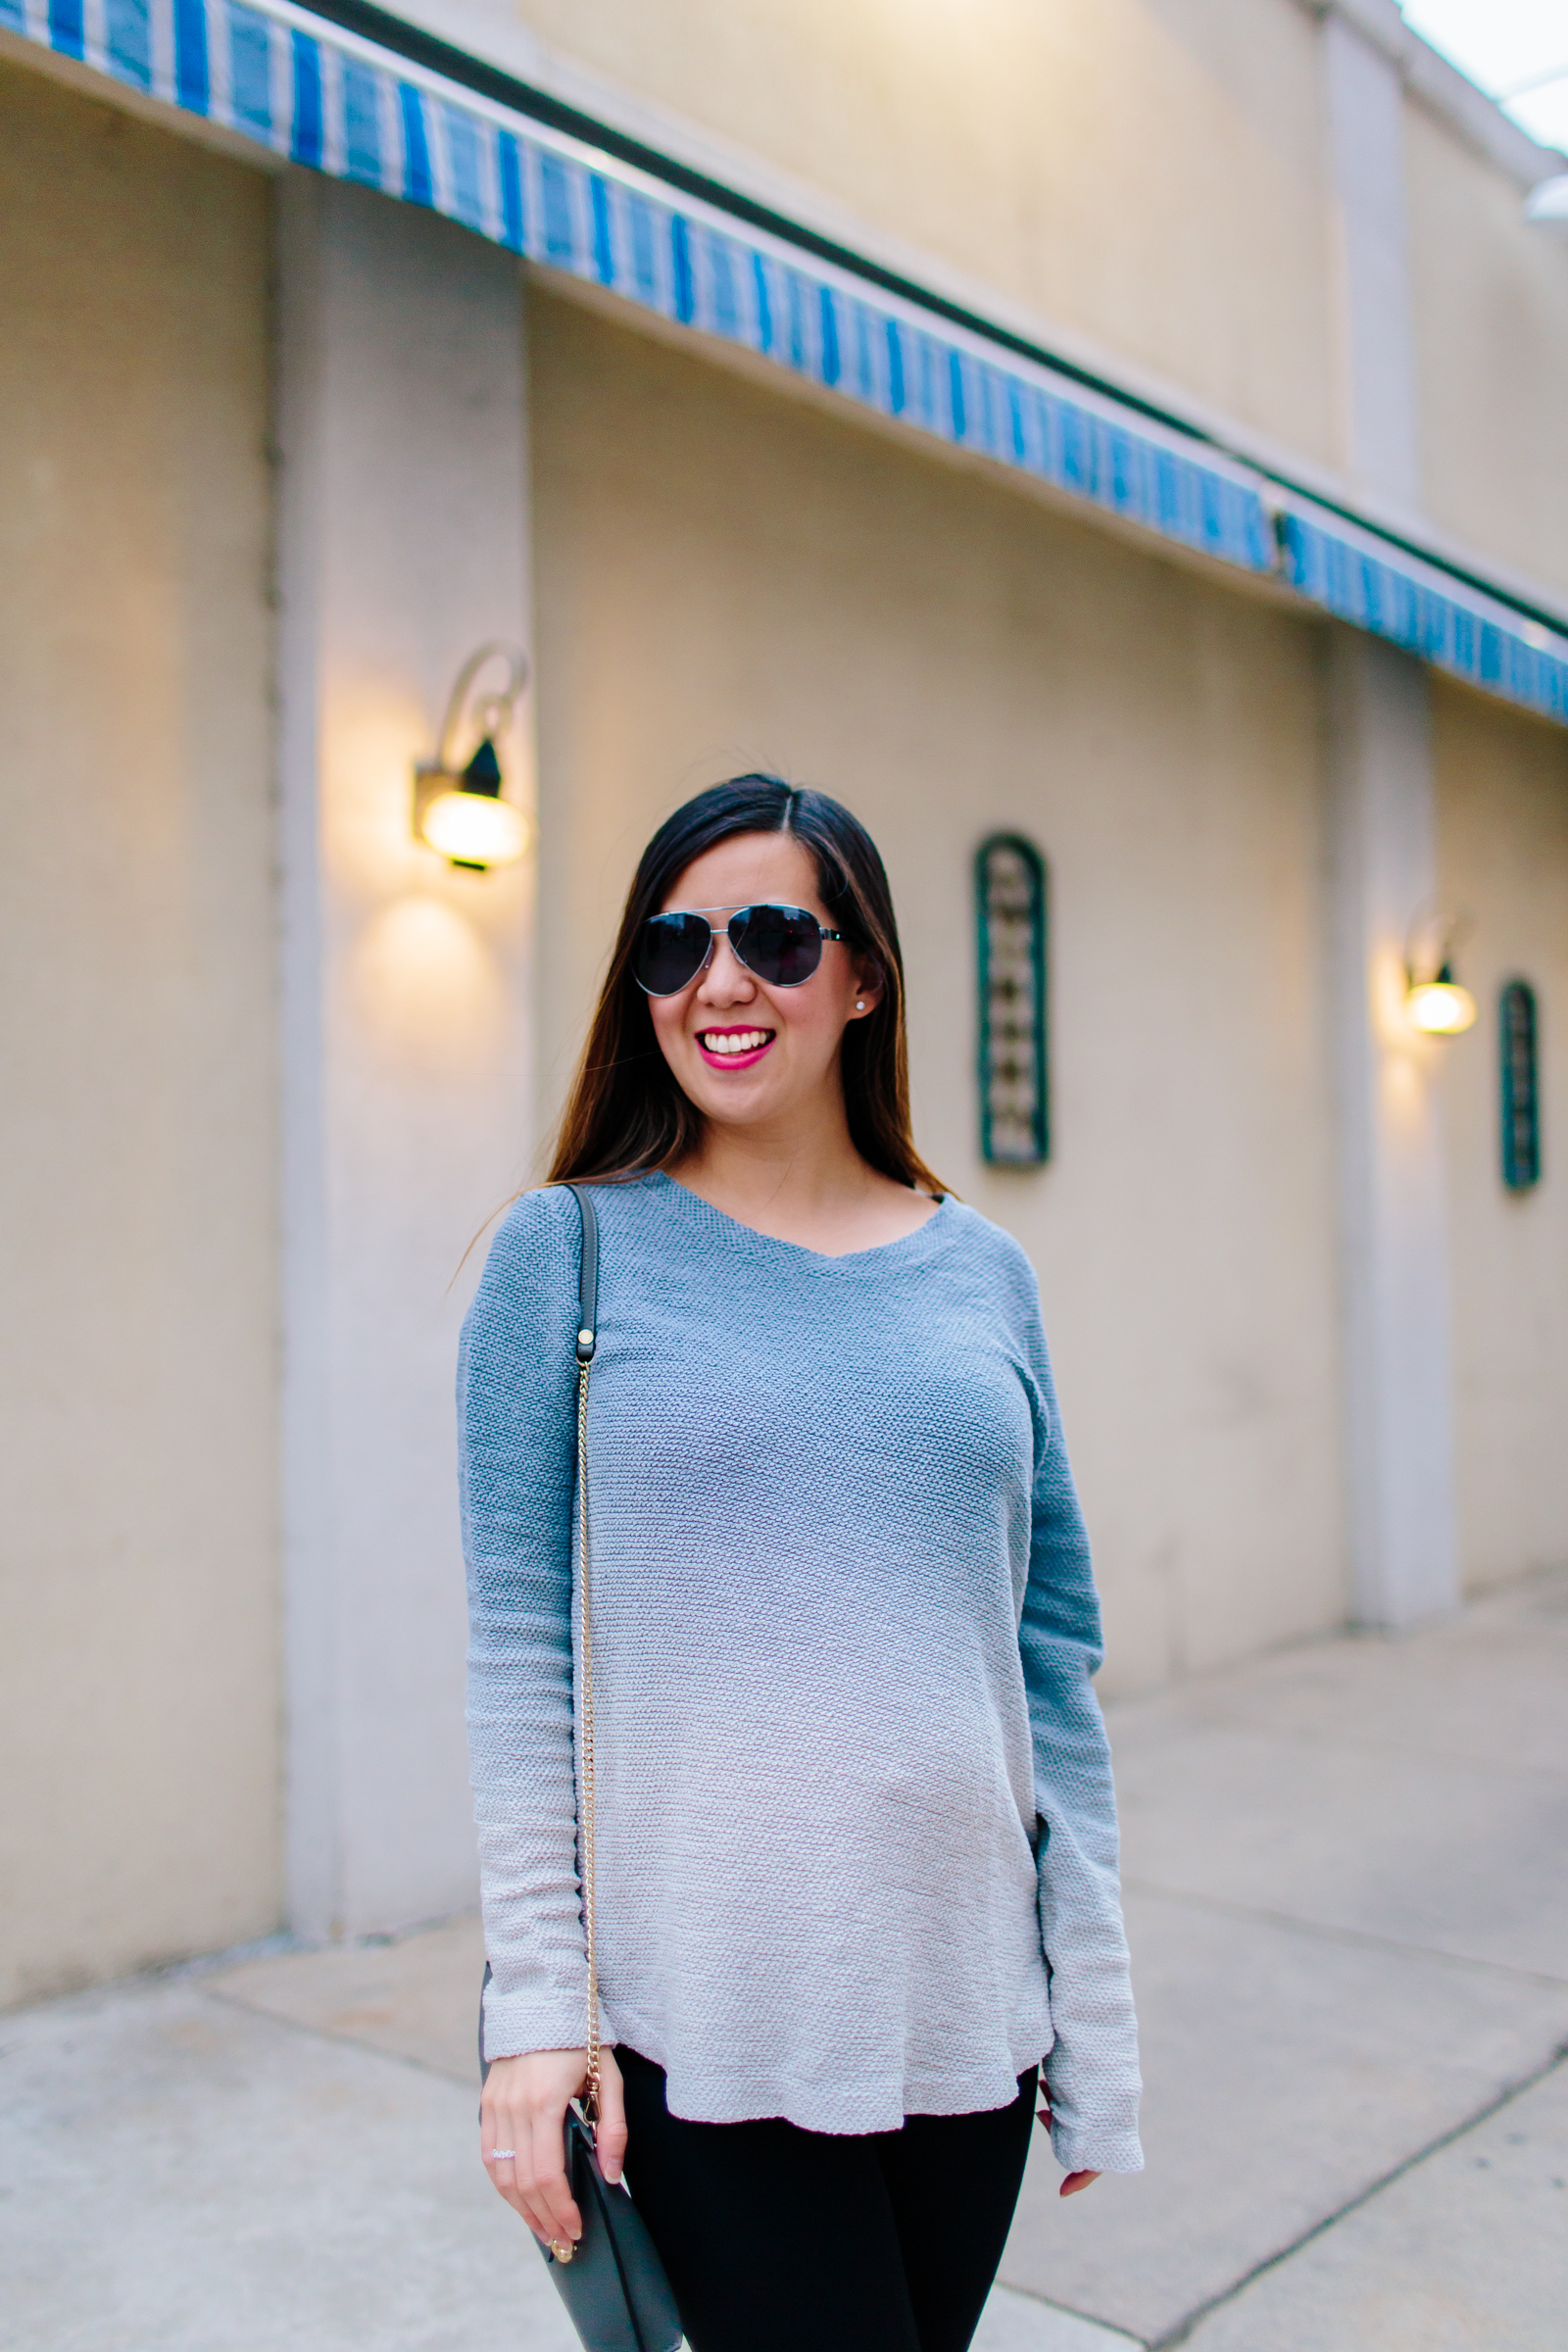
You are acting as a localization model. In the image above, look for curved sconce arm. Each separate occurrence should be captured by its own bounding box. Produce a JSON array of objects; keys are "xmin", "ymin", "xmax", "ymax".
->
[{"xmin": 433, "ymin": 642, "xmax": 528, "ymax": 772}]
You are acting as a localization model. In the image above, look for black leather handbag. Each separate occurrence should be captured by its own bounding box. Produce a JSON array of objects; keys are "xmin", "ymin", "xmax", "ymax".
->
[{"xmin": 478, "ymin": 1185, "xmax": 685, "ymax": 2352}]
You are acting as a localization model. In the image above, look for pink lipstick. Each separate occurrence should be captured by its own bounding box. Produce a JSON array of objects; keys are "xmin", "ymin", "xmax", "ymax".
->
[{"xmin": 696, "ymin": 1025, "xmax": 776, "ymax": 1071}]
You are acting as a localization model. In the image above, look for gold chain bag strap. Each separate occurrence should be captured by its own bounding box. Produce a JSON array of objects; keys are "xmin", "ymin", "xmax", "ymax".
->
[
  {"xmin": 571, "ymin": 1184, "xmax": 603, "ymax": 2123},
  {"xmin": 478, "ymin": 1184, "xmax": 683, "ymax": 2352}
]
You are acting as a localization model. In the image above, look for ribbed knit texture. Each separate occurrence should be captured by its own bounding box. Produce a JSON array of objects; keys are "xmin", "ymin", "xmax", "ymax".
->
[{"xmin": 461, "ymin": 1174, "xmax": 1143, "ymax": 2173}]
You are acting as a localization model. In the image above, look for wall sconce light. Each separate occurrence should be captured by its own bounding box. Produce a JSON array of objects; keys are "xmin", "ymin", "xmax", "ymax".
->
[
  {"xmin": 1404, "ymin": 907, "xmax": 1477, "ymax": 1038},
  {"xmin": 414, "ymin": 643, "xmax": 530, "ymax": 871}
]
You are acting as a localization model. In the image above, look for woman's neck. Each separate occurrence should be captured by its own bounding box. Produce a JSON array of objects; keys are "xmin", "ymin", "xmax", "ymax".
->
[{"xmin": 665, "ymin": 1110, "xmax": 936, "ymax": 1257}]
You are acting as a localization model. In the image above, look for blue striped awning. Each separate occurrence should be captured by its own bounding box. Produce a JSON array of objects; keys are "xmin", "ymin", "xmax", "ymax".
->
[{"xmin": 10, "ymin": 0, "xmax": 1568, "ymax": 730}]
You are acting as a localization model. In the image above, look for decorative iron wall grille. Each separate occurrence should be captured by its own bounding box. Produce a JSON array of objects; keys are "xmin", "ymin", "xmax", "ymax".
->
[
  {"xmin": 1499, "ymin": 980, "xmax": 1541, "ymax": 1193},
  {"xmin": 976, "ymin": 835, "xmax": 1049, "ymax": 1165}
]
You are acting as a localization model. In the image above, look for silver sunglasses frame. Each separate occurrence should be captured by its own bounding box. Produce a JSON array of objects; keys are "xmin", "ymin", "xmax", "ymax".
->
[{"xmin": 633, "ymin": 902, "xmax": 849, "ymax": 998}]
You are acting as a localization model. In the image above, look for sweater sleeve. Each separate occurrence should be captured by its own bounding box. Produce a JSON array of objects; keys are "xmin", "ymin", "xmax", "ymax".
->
[
  {"xmin": 1015, "ymin": 1291, "xmax": 1145, "ymax": 2176},
  {"xmin": 460, "ymin": 1187, "xmax": 610, "ymax": 2061}
]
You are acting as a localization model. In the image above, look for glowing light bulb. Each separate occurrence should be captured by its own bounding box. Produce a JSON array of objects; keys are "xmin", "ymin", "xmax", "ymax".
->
[
  {"xmin": 1405, "ymin": 978, "xmax": 1477, "ymax": 1036},
  {"xmin": 419, "ymin": 786, "xmax": 529, "ymax": 869}
]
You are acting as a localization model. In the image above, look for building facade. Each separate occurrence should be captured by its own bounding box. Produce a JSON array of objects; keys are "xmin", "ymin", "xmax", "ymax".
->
[{"xmin": 3, "ymin": 0, "xmax": 1567, "ymax": 2005}]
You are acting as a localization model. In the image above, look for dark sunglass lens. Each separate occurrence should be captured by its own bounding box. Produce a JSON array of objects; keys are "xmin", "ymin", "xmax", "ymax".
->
[
  {"xmin": 636, "ymin": 912, "xmax": 711, "ymax": 995},
  {"xmin": 732, "ymin": 905, "xmax": 822, "ymax": 987}
]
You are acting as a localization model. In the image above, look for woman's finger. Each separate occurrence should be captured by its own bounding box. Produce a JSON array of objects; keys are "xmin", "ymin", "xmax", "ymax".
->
[
  {"xmin": 1059, "ymin": 2168, "xmax": 1102, "ymax": 2198},
  {"xmin": 524, "ymin": 2107, "xmax": 584, "ymax": 2251},
  {"xmin": 595, "ymin": 2051, "xmax": 628, "ymax": 2186},
  {"xmin": 511, "ymin": 2129, "xmax": 558, "ymax": 2245},
  {"xmin": 511, "ymin": 2113, "xmax": 559, "ymax": 2245},
  {"xmin": 481, "ymin": 2096, "xmax": 531, "ymax": 2224},
  {"xmin": 489, "ymin": 2153, "xmax": 528, "ymax": 2223},
  {"xmin": 479, "ymin": 2089, "xmax": 514, "ymax": 2187}
]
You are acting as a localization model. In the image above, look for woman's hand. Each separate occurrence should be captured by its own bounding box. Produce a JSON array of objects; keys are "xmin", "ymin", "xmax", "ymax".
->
[
  {"xmin": 1037, "ymin": 2084, "xmax": 1102, "ymax": 2199},
  {"xmin": 480, "ymin": 2046, "xmax": 628, "ymax": 2250}
]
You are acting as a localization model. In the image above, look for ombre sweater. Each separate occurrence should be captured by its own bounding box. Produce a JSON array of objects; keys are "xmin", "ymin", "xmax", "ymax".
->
[{"xmin": 460, "ymin": 1172, "xmax": 1143, "ymax": 2173}]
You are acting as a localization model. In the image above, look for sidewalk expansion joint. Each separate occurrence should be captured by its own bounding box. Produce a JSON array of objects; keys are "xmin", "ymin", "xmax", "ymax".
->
[
  {"xmin": 1144, "ymin": 2041, "xmax": 1568, "ymax": 2349},
  {"xmin": 1121, "ymin": 1878, "xmax": 1568, "ymax": 1991},
  {"xmin": 196, "ymin": 1984, "xmax": 473, "ymax": 2089},
  {"xmin": 994, "ymin": 2277, "xmax": 1150, "ymax": 2348}
]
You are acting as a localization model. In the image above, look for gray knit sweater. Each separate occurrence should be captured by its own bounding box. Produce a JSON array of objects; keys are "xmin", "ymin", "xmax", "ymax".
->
[{"xmin": 461, "ymin": 1174, "xmax": 1143, "ymax": 2173}]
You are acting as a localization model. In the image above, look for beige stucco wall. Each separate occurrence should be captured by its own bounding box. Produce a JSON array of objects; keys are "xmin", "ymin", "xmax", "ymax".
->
[
  {"xmin": 1404, "ymin": 100, "xmax": 1568, "ymax": 604},
  {"xmin": 512, "ymin": 0, "xmax": 1338, "ymax": 467},
  {"xmin": 0, "ymin": 66, "xmax": 280, "ymax": 2004},
  {"xmin": 1435, "ymin": 683, "xmax": 1568, "ymax": 1594},
  {"xmin": 529, "ymin": 286, "xmax": 1346, "ymax": 1695}
]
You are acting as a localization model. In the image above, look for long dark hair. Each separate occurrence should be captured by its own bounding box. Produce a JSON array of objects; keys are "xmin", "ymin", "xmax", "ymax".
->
[{"xmin": 548, "ymin": 776, "xmax": 947, "ymax": 1194}]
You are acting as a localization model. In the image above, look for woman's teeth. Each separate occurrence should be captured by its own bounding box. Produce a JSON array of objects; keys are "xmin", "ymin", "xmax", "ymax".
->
[{"xmin": 700, "ymin": 1029, "xmax": 771, "ymax": 1055}]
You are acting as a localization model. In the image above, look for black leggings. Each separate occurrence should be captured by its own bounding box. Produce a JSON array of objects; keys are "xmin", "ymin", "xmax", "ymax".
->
[{"xmin": 617, "ymin": 2047, "xmax": 1037, "ymax": 2352}]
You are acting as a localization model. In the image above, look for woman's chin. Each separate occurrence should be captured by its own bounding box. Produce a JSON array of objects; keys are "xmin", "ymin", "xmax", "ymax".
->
[
  {"xmin": 679, "ymin": 1061, "xmax": 808, "ymax": 1129},
  {"xmin": 690, "ymin": 1079, "xmax": 783, "ymax": 1125}
]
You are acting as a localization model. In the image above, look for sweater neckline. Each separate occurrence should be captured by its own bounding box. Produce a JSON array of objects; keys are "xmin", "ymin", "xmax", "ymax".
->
[{"xmin": 643, "ymin": 1169, "xmax": 956, "ymax": 1270}]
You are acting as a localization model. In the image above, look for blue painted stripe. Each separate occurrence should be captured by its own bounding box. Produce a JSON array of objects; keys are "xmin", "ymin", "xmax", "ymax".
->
[
  {"xmin": 48, "ymin": 0, "xmax": 85, "ymax": 61},
  {"xmin": 752, "ymin": 253, "xmax": 773, "ymax": 356},
  {"xmin": 589, "ymin": 173, "xmax": 613, "ymax": 285},
  {"xmin": 1109, "ymin": 426, "xmax": 1135, "ymax": 516},
  {"xmin": 1005, "ymin": 379, "xmax": 1027, "ymax": 466},
  {"xmin": 853, "ymin": 303, "xmax": 875, "ymax": 403},
  {"xmin": 172, "ymin": 0, "xmax": 208, "ymax": 109},
  {"xmin": 399, "ymin": 81, "xmax": 432, "ymax": 205},
  {"xmin": 0, "ymin": 0, "xmax": 25, "ymax": 30},
  {"xmin": 497, "ymin": 130, "xmax": 524, "ymax": 252},
  {"xmin": 818, "ymin": 286, "xmax": 841, "ymax": 387},
  {"xmin": 290, "ymin": 28, "xmax": 321, "ymax": 167},
  {"xmin": 885, "ymin": 319, "xmax": 906, "ymax": 416},
  {"xmin": 671, "ymin": 214, "xmax": 694, "ymax": 324},
  {"xmin": 947, "ymin": 350, "xmax": 965, "ymax": 441},
  {"xmin": 1060, "ymin": 406, "xmax": 1088, "ymax": 493}
]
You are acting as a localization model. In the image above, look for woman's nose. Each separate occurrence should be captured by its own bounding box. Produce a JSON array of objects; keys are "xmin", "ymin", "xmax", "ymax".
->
[{"xmin": 699, "ymin": 935, "xmax": 757, "ymax": 1002}]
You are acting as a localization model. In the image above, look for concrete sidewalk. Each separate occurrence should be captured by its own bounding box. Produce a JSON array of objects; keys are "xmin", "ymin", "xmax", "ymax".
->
[{"xmin": 3, "ymin": 1569, "xmax": 1565, "ymax": 2350}]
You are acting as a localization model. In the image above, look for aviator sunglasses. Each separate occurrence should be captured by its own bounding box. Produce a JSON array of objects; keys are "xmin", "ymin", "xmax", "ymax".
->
[{"xmin": 634, "ymin": 902, "xmax": 850, "ymax": 997}]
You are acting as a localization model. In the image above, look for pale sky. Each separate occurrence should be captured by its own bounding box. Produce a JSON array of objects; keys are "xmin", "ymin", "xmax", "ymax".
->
[{"xmin": 1401, "ymin": 0, "xmax": 1568, "ymax": 154}]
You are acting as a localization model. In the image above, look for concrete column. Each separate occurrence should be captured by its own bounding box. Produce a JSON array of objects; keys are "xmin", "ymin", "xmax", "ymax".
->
[
  {"xmin": 1326, "ymin": 631, "xmax": 1459, "ymax": 1627},
  {"xmin": 1323, "ymin": 0, "xmax": 1422, "ymax": 512},
  {"xmin": 1320, "ymin": 5, "xmax": 1458, "ymax": 1627},
  {"xmin": 275, "ymin": 173, "xmax": 535, "ymax": 1936}
]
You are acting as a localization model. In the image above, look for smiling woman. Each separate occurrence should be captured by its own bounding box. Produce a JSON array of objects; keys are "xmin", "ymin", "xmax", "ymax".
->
[
  {"xmin": 545, "ymin": 776, "xmax": 945, "ymax": 1237},
  {"xmin": 460, "ymin": 775, "xmax": 1143, "ymax": 2352}
]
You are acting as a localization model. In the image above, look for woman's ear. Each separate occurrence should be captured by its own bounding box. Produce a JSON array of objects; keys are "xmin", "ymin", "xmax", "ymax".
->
[{"xmin": 850, "ymin": 959, "xmax": 883, "ymax": 1017}]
